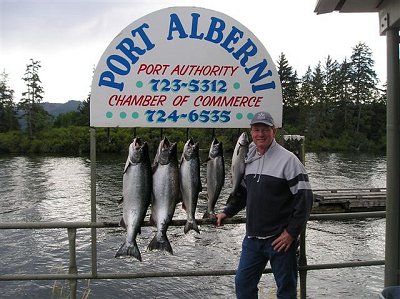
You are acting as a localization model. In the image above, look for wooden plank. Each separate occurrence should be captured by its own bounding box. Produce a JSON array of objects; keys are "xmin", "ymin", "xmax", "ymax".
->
[
  {"xmin": 314, "ymin": 191, "xmax": 386, "ymax": 200},
  {"xmin": 315, "ymin": 195, "xmax": 386, "ymax": 201},
  {"xmin": 311, "ymin": 188, "xmax": 386, "ymax": 213}
]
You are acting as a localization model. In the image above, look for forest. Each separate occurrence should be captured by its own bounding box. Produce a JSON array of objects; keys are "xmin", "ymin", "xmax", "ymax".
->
[{"xmin": 0, "ymin": 42, "xmax": 387, "ymax": 155}]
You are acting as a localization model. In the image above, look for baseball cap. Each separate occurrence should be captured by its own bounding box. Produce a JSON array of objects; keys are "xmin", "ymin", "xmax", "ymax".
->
[{"xmin": 250, "ymin": 111, "xmax": 275, "ymax": 127}]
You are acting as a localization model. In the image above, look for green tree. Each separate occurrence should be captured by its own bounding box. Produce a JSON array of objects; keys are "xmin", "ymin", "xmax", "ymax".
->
[
  {"xmin": 54, "ymin": 111, "xmax": 81, "ymax": 127},
  {"xmin": 277, "ymin": 53, "xmax": 299, "ymax": 107},
  {"xmin": 297, "ymin": 66, "xmax": 313, "ymax": 134},
  {"xmin": 324, "ymin": 56, "xmax": 341, "ymax": 103},
  {"xmin": 335, "ymin": 58, "xmax": 353, "ymax": 133},
  {"xmin": 276, "ymin": 53, "xmax": 299, "ymax": 129},
  {"xmin": 77, "ymin": 93, "xmax": 90, "ymax": 126},
  {"xmin": 0, "ymin": 70, "xmax": 19, "ymax": 132},
  {"xmin": 311, "ymin": 62, "xmax": 325, "ymax": 105},
  {"xmin": 298, "ymin": 66, "xmax": 313, "ymax": 106},
  {"xmin": 322, "ymin": 56, "xmax": 341, "ymax": 137},
  {"xmin": 308, "ymin": 62, "xmax": 326, "ymax": 139},
  {"xmin": 349, "ymin": 42, "xmax": 379, "ymax": 134},
  {"xmin": 19, "ymin": 59, "xmax": 52, "ymax": 138},
  {"xmin": 369, "ymin": 83, "xmax": 386, "ymax": 149}
]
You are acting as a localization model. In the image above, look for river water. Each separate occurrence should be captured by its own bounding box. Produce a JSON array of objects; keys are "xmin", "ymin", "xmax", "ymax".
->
[{"xmin": 0, "ymin": 151, "xmax": 387, "ymax": 298}]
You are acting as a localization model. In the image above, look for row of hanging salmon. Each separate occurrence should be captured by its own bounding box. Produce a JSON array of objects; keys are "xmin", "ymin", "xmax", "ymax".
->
[{"xmin": 116, "ymin": 133, "xmax": 249, "ymax": 261}]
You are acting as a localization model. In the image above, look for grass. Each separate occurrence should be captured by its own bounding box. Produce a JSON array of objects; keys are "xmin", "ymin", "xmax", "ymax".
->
[{"xmin": 50, "ymin": 264, "xmax": 91, "ymax": 299}]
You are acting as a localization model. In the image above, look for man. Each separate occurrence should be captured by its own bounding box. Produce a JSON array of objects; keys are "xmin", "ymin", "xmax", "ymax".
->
[{"xmin": 216, "ymin": 111, "xmax": 313, "ymax": 299}]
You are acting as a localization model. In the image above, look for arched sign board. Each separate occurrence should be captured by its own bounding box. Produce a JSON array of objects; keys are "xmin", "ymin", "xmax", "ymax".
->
[{"xmin": 90, "ymin": 7, "xmax": 283, "ymax": 128}]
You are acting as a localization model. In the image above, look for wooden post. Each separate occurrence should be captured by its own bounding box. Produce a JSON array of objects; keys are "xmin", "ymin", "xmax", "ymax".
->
[
  {"xmin": 279, "ymin": 135, "xmax": 305, "ymax": 164},
  {"xmin": 280, "ymin": 135, "xmax": 307, "ymax": 298}
]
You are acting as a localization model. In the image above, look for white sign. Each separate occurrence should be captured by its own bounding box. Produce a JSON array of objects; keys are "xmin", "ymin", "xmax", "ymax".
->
[{"xmin": 90, "ymin": 7, "xmax": 283, "ymax": 128}]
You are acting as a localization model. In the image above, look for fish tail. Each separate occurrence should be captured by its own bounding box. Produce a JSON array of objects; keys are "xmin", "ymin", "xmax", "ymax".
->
[
  {"xmin": 184, "ymin": 220, "xmax": 200, "ymax": 234},
  {"xmin": 115, "ymin": 241, "xmax": 142, "ymax": 262},
  {"xmin": 147, "ymin": 234, "xmax": 173, "ymax": 255}
]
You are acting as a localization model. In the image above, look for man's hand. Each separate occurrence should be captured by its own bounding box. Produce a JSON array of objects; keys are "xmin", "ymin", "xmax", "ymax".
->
[
  {"xmin": 215, "ymin": 212, "xmax": 227, "ymax": 226},
  {"xmin": 272, "ymin": 229, "xmax": 294, "ymax": 252}
]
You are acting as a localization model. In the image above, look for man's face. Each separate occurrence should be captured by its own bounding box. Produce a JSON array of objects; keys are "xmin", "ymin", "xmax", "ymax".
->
[{"xmin": 251, "ymin": 123, "xmax": 276, "ymax": 150}]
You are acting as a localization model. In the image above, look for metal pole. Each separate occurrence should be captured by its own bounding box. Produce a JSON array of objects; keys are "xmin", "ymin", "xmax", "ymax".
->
[
  {"xmin": 90, "ymin": 127, "xmax": 98, "ymax": 277},
  {"xmin": 0, "ymin": 259, "xmax": 385, "ymax": 281},
  {"xmin": 0, "ymin": 211, "xmax": 386, "ymax": 230},
  {"xmin": 68, "ymin": 228, "xmax": 77, "ymax": 299},
  {"xmin": 385, "ymin": 28, "xmax": 400, "ymax": 287},
  {"xmin": 298, "ymin": 136, "xmax": 307, "ymax": 299},
  {"xmin": 298, "ymin": 230, "xmax": 307, "ymax": 299}
]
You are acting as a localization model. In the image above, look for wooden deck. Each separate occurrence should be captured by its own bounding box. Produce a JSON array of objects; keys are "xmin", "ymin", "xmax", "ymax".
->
[{"xmin": 312, "ymin": 188, "xmax": 386, "ymax": 213}]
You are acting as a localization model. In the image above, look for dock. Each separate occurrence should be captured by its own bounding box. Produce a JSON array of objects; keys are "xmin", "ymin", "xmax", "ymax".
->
[{"xmin": 312, "ymin": 188, "xmax": 386, "ymax": 214}]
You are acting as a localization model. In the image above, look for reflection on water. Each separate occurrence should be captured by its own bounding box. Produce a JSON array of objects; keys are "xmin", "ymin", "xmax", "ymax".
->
[
  {"xmin": 306, "ymin": 152, "xmax": 386, "ymax": 189},
  {"xmin": 306, "ymin": 218, "xmax": 386, "ymax": 297},
  {"xmin": 0, "ymin": 152, "xmax": 387, "ymax": 298}
]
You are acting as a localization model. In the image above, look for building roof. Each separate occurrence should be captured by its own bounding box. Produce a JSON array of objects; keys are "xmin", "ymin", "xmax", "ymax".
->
[
  {"xmin": 314, "ymin": 0, "xmax": 383, "ymax": 14},
  {"xmin": 314, "ymin": 0, "xmax": 399, "ymax": 35}
]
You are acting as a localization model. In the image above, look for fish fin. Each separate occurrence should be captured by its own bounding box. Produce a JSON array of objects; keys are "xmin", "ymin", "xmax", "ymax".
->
[
  {"xmin": 151, "ymin": 162, "xmax": 158, "ymax": 174},
  {"xmin": 147, "ymin": 234, "xmax": 173, "ymax": 255},
  {"xmin": 115, "ymin": 241, "xmax": 142, "ymax": 261},
  {"xmin": 179, "ymin": 156, "xmax": 184, "ymax": 167},
  {"xmin": 119, "ymin": 217, "xmax": 126, "ymax": 229},
  {"xmin": 123, "ymin": 158, "xmax": 131, "ymax": 174},
  {"xmin": 184, "ymin": 220, "xmax": 200, "ymax": 234}
]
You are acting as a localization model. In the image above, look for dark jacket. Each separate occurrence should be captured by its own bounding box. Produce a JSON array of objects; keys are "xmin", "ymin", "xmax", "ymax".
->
[{"xmin": 223, "ymin": 139, "xmax": 313, "ymax": 238}]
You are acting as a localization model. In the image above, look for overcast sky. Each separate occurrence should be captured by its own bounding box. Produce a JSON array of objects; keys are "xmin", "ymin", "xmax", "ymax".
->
[{"xmin": 0, "ymin": 0, "xmax": 387, "ymax": 104}]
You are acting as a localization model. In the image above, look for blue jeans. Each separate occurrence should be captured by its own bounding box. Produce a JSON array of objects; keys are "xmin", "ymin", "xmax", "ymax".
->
[{"xmin": 235, "ymin": 236, "xmax": 298, "ymax": 299}]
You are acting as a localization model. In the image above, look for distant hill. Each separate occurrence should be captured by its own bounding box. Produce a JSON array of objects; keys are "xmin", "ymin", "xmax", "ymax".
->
[
  {"xmin": 16, "ymin": 100, "xmax": 83, "ymax": 129},
  {"xmin": 41, "ymin": 100, "xmax": 82, "ymax": 116}
]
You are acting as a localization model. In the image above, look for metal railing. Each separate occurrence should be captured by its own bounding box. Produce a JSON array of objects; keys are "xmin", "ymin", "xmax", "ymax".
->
[{"xmin": 0, "ymin": 211, "xmax": 386, "ymax": 299}]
